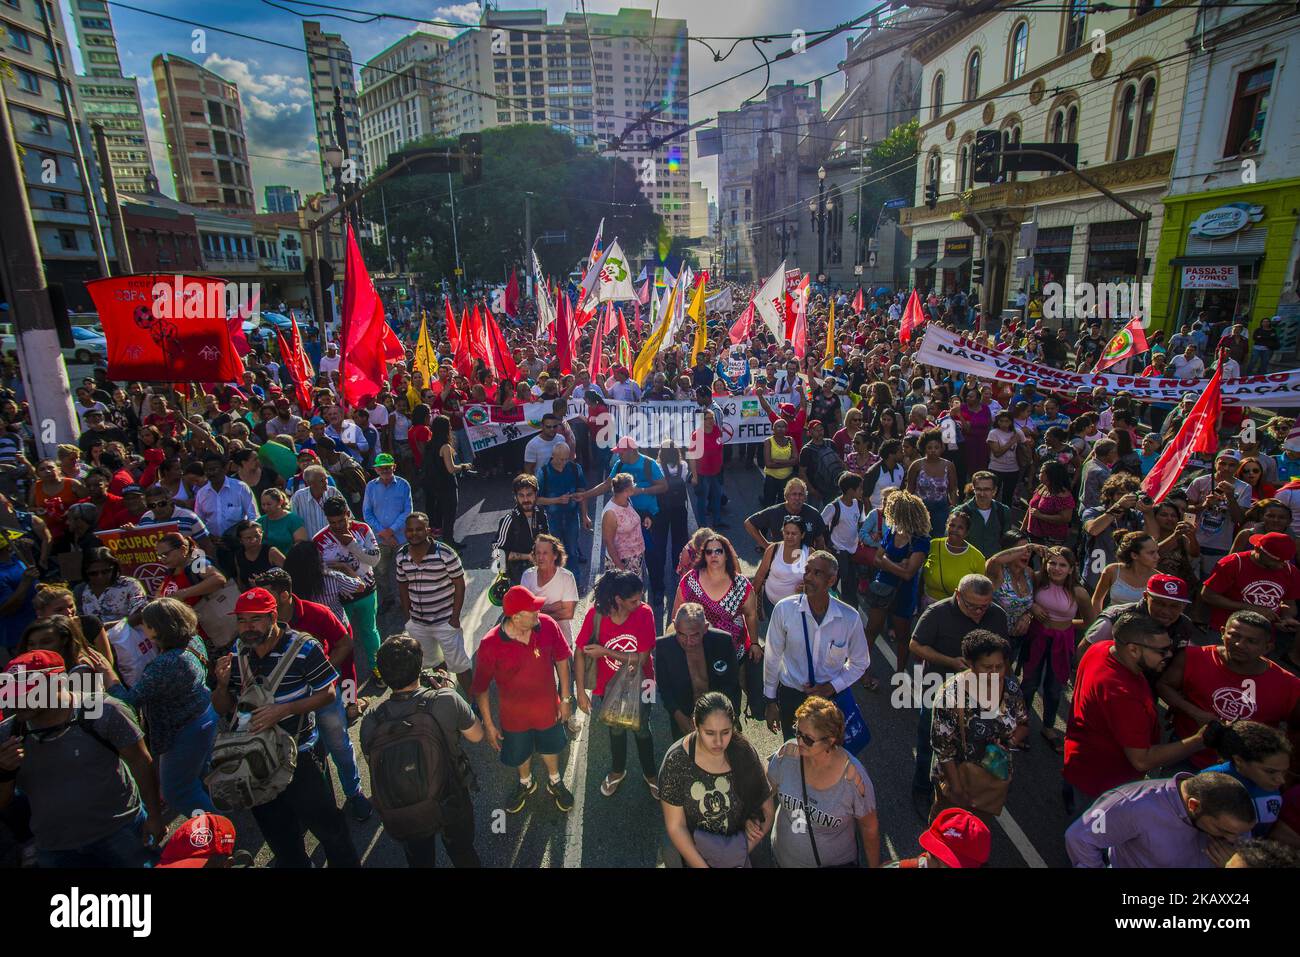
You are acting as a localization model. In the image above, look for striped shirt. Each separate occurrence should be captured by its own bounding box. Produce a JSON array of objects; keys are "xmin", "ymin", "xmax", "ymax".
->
[
  {"xmin": 313, "ymin": 520, "xmax": 380, "ymax": 586},
  {"xmin": 139, "ymin": 506, "xmax": 209, "ymax": 540},
  {"xmin": 225, "ymin": 628, "xmax": 337, "ymax": 750},
  {"xmin": 395, "ymin": 540, "xmax": 464, "ymax": 624},
  {"xmin": 290, "ymin": 484, "xmax": 343, "ymax": 539}
]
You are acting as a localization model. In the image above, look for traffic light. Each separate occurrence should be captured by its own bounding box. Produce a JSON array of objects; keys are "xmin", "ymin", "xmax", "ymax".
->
[
  {"xmin": 924, "ymin": 182, "xmax": 938, "ymax": 209},
  {"xmin": 972, "ymin": 129, "xmax": 1000, "ymax": 184},
  {"xmin": 971, "ymin": 259, "xmax": 985, "ymax": 286},
  {"xmin": 459, "ymin": 132, "xmax": 483, "ymax": 184}
]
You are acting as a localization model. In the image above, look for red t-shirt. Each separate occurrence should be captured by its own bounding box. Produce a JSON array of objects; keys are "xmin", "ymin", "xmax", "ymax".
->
[
  {"xmin": 407, "ymin": 424, "xmax": 432, "ymax": 469},
  {"xmin": 470, "ymin": 614, "xmax": 572, "ymax": 733},
  {"xmin": 82, "ymin": 494, "xmax": 131, "ymax": 531},
  {"xmin": 290, "ymin": 595, "xmax": 357, "ymax": 691},
  {"xmin": 693, "ymin": 425, "xmax": 724, "ymax": 476},
  {"xmin": 769, "ymin": 407, "xmax": 807, "ymax": 453},
  {"xmin": 1172, "ymin": 645, "xmax": 1300, "ymax": 767},
  {"xmin": 574, "ymin": 603, "xmax": 656, "ymax": 697},
  {"xmin": 1203, "ymin": 552, "xmax": 1300, "ymax": 630},
  {"xmin": 1063, "ymin": 640, "xmax": 1159, "ymax": 796}
]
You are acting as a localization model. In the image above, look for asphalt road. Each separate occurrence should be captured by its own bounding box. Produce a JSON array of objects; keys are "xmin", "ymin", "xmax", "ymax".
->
[{"xmin": 228, "ymin": 452, "xmax": 1075, "ymax": 868}]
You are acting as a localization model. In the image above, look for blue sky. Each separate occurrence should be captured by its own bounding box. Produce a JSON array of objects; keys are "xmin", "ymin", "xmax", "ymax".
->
[{"xmin": 86, "ymin": 0, "xmax": 864, "ymax": 208}]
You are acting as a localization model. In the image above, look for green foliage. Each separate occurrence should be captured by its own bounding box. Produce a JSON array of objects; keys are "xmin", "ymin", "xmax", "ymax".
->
[{"xmin": 359, "ymin": 124, "xmax": 661, "ymax": 288}]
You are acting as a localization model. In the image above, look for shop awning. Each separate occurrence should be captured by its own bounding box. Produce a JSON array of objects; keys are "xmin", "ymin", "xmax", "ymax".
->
[
  {"xmin": 1170, "ymin": 253, "xmax": 1262, "ymax": 267},
  {"xmin": 933, "ymin": 255, "xmax": 971, "ymax": 270},
  {"xmin": 906, "ymin": 255, "xmax": 935, "ymax": 270}
]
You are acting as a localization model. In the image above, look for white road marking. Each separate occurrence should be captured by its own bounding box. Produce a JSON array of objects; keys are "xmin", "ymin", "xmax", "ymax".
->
[
  {"xmin": 872, "ymin": 635, "xmax": 1047, "ymax": 869},
  {"xmin": 552, "ymin": 710, "xmax": 591, "ymax": 869},
  {"xmin": 457, "ymin": 497, "xmax": 516, "ymax": 537}
]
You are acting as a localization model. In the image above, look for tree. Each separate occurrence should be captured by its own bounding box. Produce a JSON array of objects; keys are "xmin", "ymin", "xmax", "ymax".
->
[
  {"xmin": 359, "ymin": 125, "xmax": 661, "ymax": 294},
  {"xmin": 852, "ymin": 118, "xmax": 919, "ymax": 264}
]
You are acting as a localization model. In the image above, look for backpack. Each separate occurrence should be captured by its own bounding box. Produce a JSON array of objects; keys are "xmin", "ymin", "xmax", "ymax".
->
[
  {"xmin": 205, "ymin": 631, "xmax": 310, "ymax": 811},
  {"xmin": 807, "ymin": 442, "xmax": 845, "ymax": 501},
  {"xmin": 365, "ymin": 682, "xmax": 466, "ymax": 841}
]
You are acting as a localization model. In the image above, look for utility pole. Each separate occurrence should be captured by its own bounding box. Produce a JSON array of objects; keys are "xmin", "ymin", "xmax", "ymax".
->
[
  {"xmin": 40, "ymin": 4, "xmax": 109, "ymax": 276},
  {"xmin": 380, "ymin": 186, "xmax": 393, "ymax": 274},
  {"xmin": 0, "ymin": 82, "xmax": 78, "ymax": 457},
  {"xmin": 448, "ymin": 170, "xmax": 462, "ymax": 297},
  {"xmin": 523, "ymin": 192, "xmax": 533, "ymax": 299},
  {"xmin": 91, "ymin": 122, "xmax": 131, "ymax": 275}
]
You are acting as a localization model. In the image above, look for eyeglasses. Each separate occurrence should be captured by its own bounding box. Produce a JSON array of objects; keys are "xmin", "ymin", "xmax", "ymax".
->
[
  {"xmin": 703, "ymin": 547, "xmax": 725, "ymax": 556},
  {"xmin": 146, "ymin": 499, "xmax": 169, "ymax": 508},
  {"xmin": 1133, "ymin": 642, "xmax": 1174, "ymax": 658},
  {"xmin": 796, "ymin": 730, "xmax": 828, "ymax": 747}
]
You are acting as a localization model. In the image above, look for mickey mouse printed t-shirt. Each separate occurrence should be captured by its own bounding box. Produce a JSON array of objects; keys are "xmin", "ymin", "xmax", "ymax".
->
[{"xmin": 657, "ymin": 733, "xmax": 764, "ymax": 837}]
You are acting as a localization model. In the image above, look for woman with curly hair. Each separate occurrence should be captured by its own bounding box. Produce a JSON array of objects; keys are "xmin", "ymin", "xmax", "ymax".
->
[
  {"xmin": 865, "ymin": 490, "xmax": 932, "ymax": 676},
  {"xmin": 1090, "ymin": 531, "xmax": 1160, "ymax": 616}
]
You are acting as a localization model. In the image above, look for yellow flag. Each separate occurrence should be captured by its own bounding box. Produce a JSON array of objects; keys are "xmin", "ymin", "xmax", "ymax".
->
[
  {"xmin": 632, "ymin": 279, "xmax": 678, "ymax": 385},
  {"xmin": 414, "ymin": 310, "xmax": 437, "ymax": 381},
  {"xmin": 822, "ymin": 299, "xmax": 836, "ymax": 371},
  {"xmin": 689, "ymin": 278, "xmax": 708, "ymax": 361}
]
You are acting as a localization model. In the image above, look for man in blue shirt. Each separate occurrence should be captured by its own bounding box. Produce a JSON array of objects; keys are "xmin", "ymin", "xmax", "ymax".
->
[
  {"xmin": 577, "ymin": 436, "xmax": 669, "ymax": 602},
  {"xmin": 363, "ymin": 453, "xmax": 413, "ymax": 615},
  {"xmin": 0, "ymin": 535, "xmax": 38, "ymax": 658}
]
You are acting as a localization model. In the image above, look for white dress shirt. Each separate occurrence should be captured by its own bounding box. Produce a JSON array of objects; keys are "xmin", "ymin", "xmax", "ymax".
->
[
  {"xmin": 762, "ymin": 593, "xmax": 869, "ymax": 698},
  {"xmin": 193, "ymin": 478, "xmax": 257, "ymax": 537}
]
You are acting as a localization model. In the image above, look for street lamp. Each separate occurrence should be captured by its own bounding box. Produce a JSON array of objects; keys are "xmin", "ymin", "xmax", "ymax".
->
[
  {"xmin": 324, "ymin": 142, "xmax": 344, "ymax": 173},
  {"xmin": 810, "ymin": 165, "xmax": 834, "ymax": 284}
]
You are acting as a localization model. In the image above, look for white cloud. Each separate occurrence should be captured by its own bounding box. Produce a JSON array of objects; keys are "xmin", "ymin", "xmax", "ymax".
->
[
  {"xmin": 202, "ymin": 54, "xmax": 309, "ymax": 101},
  {"xmin": 435, "ymin": 3, "xmax": 481, "ymax": 26}
]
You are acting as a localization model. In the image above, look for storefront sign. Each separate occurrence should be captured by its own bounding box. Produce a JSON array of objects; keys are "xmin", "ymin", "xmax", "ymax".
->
[
  {"xmin": 1181, "ymin": 264, "xmax": 1239, "ymax": 289},
  {"xmin": 1189, "ymin": 203, "xmax": 1262, "ymax": 239}
]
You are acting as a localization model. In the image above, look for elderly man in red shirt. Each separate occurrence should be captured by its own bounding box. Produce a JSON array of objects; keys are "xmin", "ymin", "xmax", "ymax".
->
[
  {"xmin": 1063, "ymin": 610, "xmax": 1209, "ymax": 817},
  {"xmin": 472, "ymin": 585, "xmax": 574, "ymax": 816}
]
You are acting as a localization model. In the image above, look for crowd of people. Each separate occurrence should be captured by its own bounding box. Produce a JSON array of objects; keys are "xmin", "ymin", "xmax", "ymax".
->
[{"xmin": 0, "ymin": 276, "xmax": 1298, "ymax": 871}]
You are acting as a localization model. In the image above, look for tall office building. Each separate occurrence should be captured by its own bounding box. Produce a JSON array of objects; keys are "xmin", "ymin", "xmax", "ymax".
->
[
  {"xmin": 70, "ymin": 0, "xmax": 154, "ymax": 194},
  {"xmin": 358, "ymin": 31, "xmax": 449, "ymax": 176},
  {"xmin": 304, "ymin": 21, "xmax": 367, "ymax": 190},
  {"xmin": 264, "ymin": 185, "xmax": 303, "ymax": 213},
  {"xmin": 151, "ymin": 54, "xmax": 255, "ymax": 213},
  {"xmin": 1, "ymin": 0, "xmax": 115, "ymax": 305}
]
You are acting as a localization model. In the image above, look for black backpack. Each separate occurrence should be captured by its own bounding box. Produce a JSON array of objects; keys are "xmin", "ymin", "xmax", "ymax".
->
[{"xmin": 806, "ymin": 442, "xmax": 845, "ymax": 501}]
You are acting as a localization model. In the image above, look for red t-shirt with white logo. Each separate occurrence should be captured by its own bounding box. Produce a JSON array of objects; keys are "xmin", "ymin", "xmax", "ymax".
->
[
  {"xmin": 1172, "ymin": 645, "xmax": 1300, "ymax": 767},
  {"xmin": 1203, "ymin": 552, "xmax": 1300, "ymax": 630},
  {"xmin": 1064, "ymin": 640, "xmax": 1159, "ymax": 797}
]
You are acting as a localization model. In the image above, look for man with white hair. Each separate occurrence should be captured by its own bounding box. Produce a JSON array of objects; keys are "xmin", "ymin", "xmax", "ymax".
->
[{"xmin": 291, "ymin": 464, "xmax": 345, "ymax": 539}]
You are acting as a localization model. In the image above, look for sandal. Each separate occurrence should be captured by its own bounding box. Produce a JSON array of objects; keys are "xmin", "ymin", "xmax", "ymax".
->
[
  {"xmin": 600, "ymin": 772, "xmax": 626, "ymax": 797},
  {"xmin": 861, "ymin": 674, "xmax": 881, "ymax": 692},
  {"xmin": 644, "ymin": 776, "xmax": 660, "ymax": 800},
  {"xmin": 1041, "ymin": 730, "xmax": 1065, "ymax": 754}
]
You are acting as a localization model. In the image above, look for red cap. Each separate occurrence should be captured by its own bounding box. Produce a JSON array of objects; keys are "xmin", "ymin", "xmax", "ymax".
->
[
  {"xmin": 1145, "ymin": 573, "xmax": 1191, "ymax": 604},
  {"xmin": 157, "ymin": 813, "xmax": 237, "ymax": 868},
  {"xmin": 613, "ymin": 436, "xmax": 639, "ymax": 451},
  {"xmin": 230, "ymin": 587, "xmax": 278, "ymax": 616},
  {"xmin": 1251, "ymin": 531, "xmax": 1296, "ymax": 562},
  {"xmin": 502, "ymin": 585, "xmax": 546, "ymax": 618},
  {"xmin": 3, "ymin": 650, "xmax": 66, "ymax": 697},
  {"xmin": 297, "ymin": 448, "xmax": 319, "ymax": 459},
  {"xmin": 918, "ymin": 808, "xmax": 991, "ymax": 868}
]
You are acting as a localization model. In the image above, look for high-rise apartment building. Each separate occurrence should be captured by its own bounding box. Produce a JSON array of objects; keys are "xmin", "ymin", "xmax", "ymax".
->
[
  {"xmin": 69, "ymin": 0, "xmax": 154, "ymax": 194},
  {"xmin": 358, "ymin": 32, "xmax": 449, "ymax": 176},
  {"xmin": 264, "ymin": 185, "xmax": 303, "ymax": 213},
  {"xmin": 1, "ymin": 0, "xmax": 115, "ymax": 306},
  {"xmin": 304, "ymin": 21, "xmax": 367, "ymax": 190},
  {"xmin": 151, "ymin": 54, "xmax": 255, "ymax": 213}
]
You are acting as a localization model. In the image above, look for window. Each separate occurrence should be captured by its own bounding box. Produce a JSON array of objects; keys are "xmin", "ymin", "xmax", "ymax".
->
[
  {"xmin": 1009, "ymin": 22, "xmax": 1028, "ymax": 81},
  {"xmin": 965, "ymin": 50, "xmax": 981, "ymax": 100},
  {"xmin": 931, "ymin": 72, "xmax": 944, "ymax": 120},
  {"xmin": 50, "ymin": 192, "xmax": 66, "ymax": 210},
  {"xmin": 58, "ymin": 229, "xmax": 78, "ymax": 250},
  {"xmin": 1050, "ymin": 102, "xmax": 1079, "ymax": 144},
  {"xmin": 1114, "ymin": 73, "xmax": 1156, "ymax": 161},
  {"xmin": 1223, "ymin": 63, "xmax": 1273, "ymax": 157},
  {"xmin": 9, "ymin": 27, "xmax": 31, "ymax": 51},
  {"xmin": 958, "ymin": 143, "xmax": 969, "ymax": 189},
  {"xmin": 29, "ymin": 110, "xmax": 50, "ymax": 134},
  {"xmin": 1064, "ymin": 0, "xmax": 1087, "ymax": 52},
  {"xmin": 16, "ymin": 68, "xmax": 40, "ymax": 94}
]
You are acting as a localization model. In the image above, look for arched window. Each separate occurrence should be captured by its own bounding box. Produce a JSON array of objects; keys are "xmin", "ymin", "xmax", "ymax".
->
[
  {"xmin": 958, "ymin": 143, "xmax": 970, "ymax": 190},
  {"xmin": 1050, "ymin": 101, "xmax": 1080, "ymax": 144},
  {"xmin": 1009, "ymin": 22, "xmax": 1028, "ymax": 81},
  {"xmin": 1115, "ymin": 72, "xmax": 1156, "ymax": 160},
  {"xmin": 932, "ymin": 72, "xmax": 945, "ymax": 120},
  {"xmin": 1066, "ymin": 103, "xmax": 1079, "ymax": 143},
  {"xmin": 1134, "ymin": 76, "xmax": 1156, "ymax": 157},
  {"xmin": 965, "ymin": 51, "xmax": 981, "ymax": 100},
  {"xmin": 1051, "ymin": 110, "xmax": 1064, "ymax": 144},
  {"xmin": 1115, "ymin": 84, "xmax": 1137, "ymax": 160},
  {"xmin": 927, "ymin": 149, "xmax": 941, "ymax": 188}
]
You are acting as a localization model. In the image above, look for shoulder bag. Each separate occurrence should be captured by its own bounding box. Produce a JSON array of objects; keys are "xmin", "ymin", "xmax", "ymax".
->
[
  {"xmin": 799, "ymin": 611, "xmax": 871, "ymax": 754},
  {"xmin": 937, "ymin": 706, "xmax": 1010, "ymax": 817}
]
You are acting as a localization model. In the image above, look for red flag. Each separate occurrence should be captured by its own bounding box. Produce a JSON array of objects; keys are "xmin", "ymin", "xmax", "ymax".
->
[
  {"xmin": 469, "ymin": 303, "xmax": 495, "ymax": 374},
  {"xmin": 633, "ymin": 301, "xmax": 643, "ymax": 336},
  {"xmin": 88, "ymin": 274, "xmax": 244, "ymax": 383},
  {"xmin": 791, "ymin": 298, "xmax": 808, "ymax": 358},
  {"xmin": 852, "ymin": 287, "xmax": 864, "ymax": 316},
  {"xmin": 504, "ymin": 268, "xmax": 520, "ymax": 318},
  {"xmin": 444, "ymin": 298, "xmax": 460, "ymax": 353},
  {"xmin": 339, "ymin": 223, "xmax": 391, "ymax": 406},
  {"xmin": 729, "ymin": 302, "xmax": 756, "ymax": 345},
  {"xmin": 899, "ymin": 289, "xmax": 926, "ymax": 346},
  {"xmin": 227, "ymin": 315, "xmax": 251, "ymax": 357},
  {"xmin": 783, "ymin": 291, "xmax": 796, "ymax": 341},
  {"xmin": 483, "ymin": 308, "xmax": 519, "ymax": 383},
  {"xmin": 1092, "ymin": 315, "xmax": 1150, "ymax": 373},
  {"xmin": 1141, "ymin": 363, "xmax": 1223, "ymax": 503},
  {"xmin": 555, "ymin": 289, "xmax": 574, "ymax": 375},
  {"xmin": 277, "ymin": 329, "xmax": 312, "ymax": 413},
  {"xmin": 453, "ymin": 307, "xmax": 475, "ymax": 380},
  {"xmin": 636, "ymin": 279, "xmax": 650, "ymax": 306}
]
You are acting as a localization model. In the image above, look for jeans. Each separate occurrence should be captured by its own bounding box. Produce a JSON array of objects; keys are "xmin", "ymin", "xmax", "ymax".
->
[
  {"xmin": 546, "ymin": 507, "xmax": 585, "ymax": 579},
  {"xmin": 314, "ymin": 692, "xmax": 362, "ymax": 799},
  {"xmin": 250, "ymin": 748, "xmax": 361, "ymax": 868},
  {"xmin": 1021, "ymin": 650, "xmax": 1065, "ymax": 732},
  {"xmin": 36, "ymin": 806, "xmax": 155, "ymax": 868},
  {"xmin": 454, "ymin": 427, "xmax": 474, "ymax": 465},
  {"xmin": 375, "ymin": 541, "xmax": 398, "ymax": 611},
  {"xmin": 834, "ymin": 549, "xmax": 860, "ymax": 607},
  {"xmin": 400, "ymin": 794, "xmax": 481, "ymax": 868},
  {"xmin": 695, "ymin": 473, "xmax": 723, "ymax": 526},
  {"xmin": 912, "ymin": 704, "xmax": 933, "ymax": 791},
  {"xmin": 1249, "ymin": 345, "xmax": 1270, "ymax": 375},
  {"xmin": 159, "ymin": 703, "xmax": 219, "ymax": 816}
]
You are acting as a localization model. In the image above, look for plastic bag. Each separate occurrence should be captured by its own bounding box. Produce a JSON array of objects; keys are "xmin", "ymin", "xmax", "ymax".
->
[{"xmin": 598, "ymin": 659, "xmax": 643, "ymax": 733}]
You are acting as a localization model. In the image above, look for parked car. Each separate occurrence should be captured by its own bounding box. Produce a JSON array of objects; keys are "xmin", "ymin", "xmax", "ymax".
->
[{"xmin": 63, "ymin": 325, "xmax": 108, "ymax": 364}]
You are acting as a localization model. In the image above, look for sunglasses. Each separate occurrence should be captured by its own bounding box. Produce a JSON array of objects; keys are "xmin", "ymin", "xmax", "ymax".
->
[
  {"xmin": 146, "ymin": 499, "xmax": 169, "ymax": 508},
  {"xmin": 796, "ymin": 730, "xmax": 828, "ymax": 747},
  {"xmin": 1133, "ymin": 642, "xmax": 1174, "ymax": 658},
  {"xmin": 703, "ymin": 547, "xmax": 725, "ymax": 556}
]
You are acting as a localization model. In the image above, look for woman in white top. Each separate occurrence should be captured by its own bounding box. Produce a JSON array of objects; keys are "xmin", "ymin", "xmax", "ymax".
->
[
  {"xmin": 521, "ymin": 533, "xmax": 581, "ymax": 732},
  {"xmin": 987, "ymin": 409, "xmax": 1026, "ymax": 508},
  {"xmin": 752, "ymin": 517, "xmax": 809, "ymax": 617},
  {"xmin": 601, "ymin": 472, "xmax": 645, "ymax": 575}
]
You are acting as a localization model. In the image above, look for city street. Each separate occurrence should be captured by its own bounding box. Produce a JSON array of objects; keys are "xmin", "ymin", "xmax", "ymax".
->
[{"xmin": 230, "ymin": 456, "xmax": 1074, "ymax": 868}]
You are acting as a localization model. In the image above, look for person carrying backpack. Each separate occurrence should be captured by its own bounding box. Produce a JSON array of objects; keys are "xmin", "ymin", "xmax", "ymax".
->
[
  {"xmin": 798, "ymin": 420, "xmax": 846, "ymax": 506},
  {"xmin": 361, "ymin": 635, "xmax": 485, "ymax": 868},
  {"xmin": 210, "ymin": 587, "xmax": 360, "ymax": 868}
]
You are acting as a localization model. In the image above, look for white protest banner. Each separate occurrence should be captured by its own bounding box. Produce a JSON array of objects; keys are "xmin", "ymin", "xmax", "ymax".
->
[
  {"xmin": 705, "ymin": 286, "xmax": 734, "ymax": 314},
  {"xmin": 915, "ymin": 325, "xmax": 1300, "ymax": 406}
]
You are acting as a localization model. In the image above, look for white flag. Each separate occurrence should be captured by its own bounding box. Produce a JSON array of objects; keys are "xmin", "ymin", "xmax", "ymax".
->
[
  {"xmin": 532, "ymin": 249, "xmax": 555, "ymax": 334},
  {"xmin": 595, "ymin": 240, "xmax": 637, "ymax": 303},
  {"xmin": 753, "ymin": 260, "xmax": 788, "ymax": 341}
]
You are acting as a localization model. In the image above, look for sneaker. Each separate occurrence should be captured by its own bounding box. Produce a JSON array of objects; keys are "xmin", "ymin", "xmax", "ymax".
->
[
  {"xmin": 548, "ymin": 779, "xmax": 575, "ymax": 812},
  {"xmin": 370, "ymin": 667, "xmax": 386, "ymax": 690},
  {"xmin": 506, "ymin": 778, "xmax": 538, "ymax": 814},
  {"xmin": 348, "ymin": 793, "xmax": 374, "ymax": 823}
]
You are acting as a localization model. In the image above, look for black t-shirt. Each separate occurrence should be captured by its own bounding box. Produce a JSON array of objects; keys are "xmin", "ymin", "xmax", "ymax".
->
[
  {"xmin": 748, "ymin": 502, "xmax": 827, "ymax": 546},
  {"xmin": 911, "ymin": 596, "xmax": 1009, "ymax": 678},
  {"xmin": 810, "ymin": 393, "xmax": 841, "ymax": 431},
  {"xmin": 78, "ymin": 426, "xmax": 128, "ymax": 453}
]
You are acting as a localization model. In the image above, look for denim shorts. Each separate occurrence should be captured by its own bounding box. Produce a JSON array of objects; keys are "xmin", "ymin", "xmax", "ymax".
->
[{"xmin": 499, "ymin": 722, "xmax": 568, "ymax": 766}]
